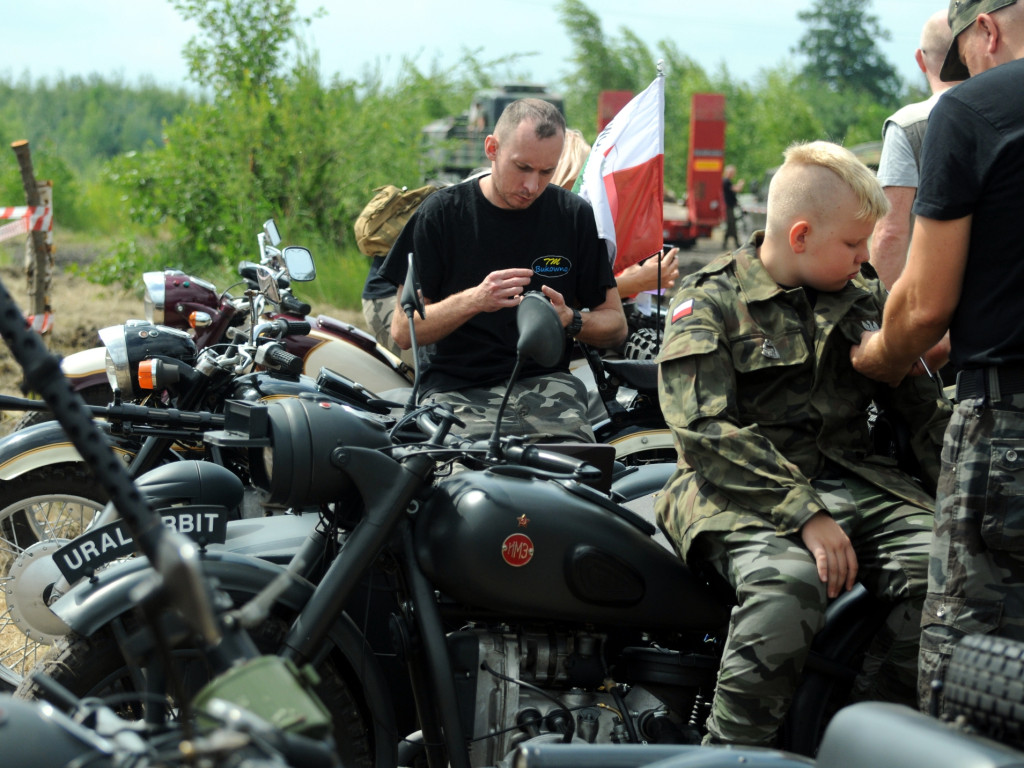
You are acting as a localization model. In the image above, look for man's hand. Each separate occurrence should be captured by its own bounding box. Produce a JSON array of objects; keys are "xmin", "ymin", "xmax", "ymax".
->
[
  {"xmin": 475, "ymin": 268, "xmax": 534, "ymax": 313},
  {"xmin": 850, "ymin": 330, "xmax": 911, "ymax": 387},
  {"xmin": 391, "ymin": 267, "xmax": 534, "ymax": 349},
  {"xmin": 800, "ymin": 512, "xmax": 858, "ymax": 599},
  {"xmin": 540, "ymin": 283, "xmax": 571, "ymax": 326}
]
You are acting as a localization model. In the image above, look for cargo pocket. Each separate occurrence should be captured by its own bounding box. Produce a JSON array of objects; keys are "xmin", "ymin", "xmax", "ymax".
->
[{"xmin": 981, "ymin": 440, "xmax": 1024, "ymax": 552}]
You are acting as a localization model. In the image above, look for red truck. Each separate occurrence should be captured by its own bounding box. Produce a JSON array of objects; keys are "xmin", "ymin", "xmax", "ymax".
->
[{"xmin": 662, "ymin": 92, "xmax": 726, "ymax": 249}]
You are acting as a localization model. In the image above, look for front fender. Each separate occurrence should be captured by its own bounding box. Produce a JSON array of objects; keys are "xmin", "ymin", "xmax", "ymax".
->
[
  {"xmin": 0, "ymin": 420, "xmax": 133, "ymax": 481},
  {"xmin": 53, "ymin": 550, "xmax": 288, "ymax": 635},
  {"xmin": 59, "ymin": 346, "xmax": 108, "ymax": 388},
  {"xmin": 599, "ymin": 422, "xmax": 675, "ymax": 461},
  {"xmin": 51, "ymin": 549, "xmax": 397, "ymax": 767}
]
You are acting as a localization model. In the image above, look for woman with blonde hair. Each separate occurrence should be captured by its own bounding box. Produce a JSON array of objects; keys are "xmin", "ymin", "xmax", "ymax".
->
[{"xmin": 551, "ymin": 128, "xmax": 590, "ymax": 190}]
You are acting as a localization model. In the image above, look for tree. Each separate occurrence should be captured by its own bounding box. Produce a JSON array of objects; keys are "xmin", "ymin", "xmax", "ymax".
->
[
  {"xmin": 558, "ymin": 0, "xmax": 648, "ymax": 128},
  {"xmin": 172, "ymin": 0, "xmax": 321, "ymax": 98},
  {"xmin": 794, "ymin": 0, "xmax": 901, "ymax": 106}
]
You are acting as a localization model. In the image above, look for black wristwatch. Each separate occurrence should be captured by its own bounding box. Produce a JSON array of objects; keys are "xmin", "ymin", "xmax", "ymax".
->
[{"xmin": 565, "ymin": 308, "xmax": 583, "ymax": 338}]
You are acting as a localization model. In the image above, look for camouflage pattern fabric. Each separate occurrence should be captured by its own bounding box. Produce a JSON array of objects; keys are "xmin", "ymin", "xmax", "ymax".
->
[
  {"xmin": 426, "ymin": 371, "xmax": 594, "ymax": 442},
  {"xmin": 919, "ymin": 392, "xmax": 1024, "ymax": 714},
  {"xmin": 655, "ymin": 235, "xmax": 950, "ymax": 744},
  {"xmin": 697, "ymin": 473, "xmax": 931, "ymax": 745},
  {"xmin": 361, "ymin": 295, "xmax": 415, "ymax": 367}
]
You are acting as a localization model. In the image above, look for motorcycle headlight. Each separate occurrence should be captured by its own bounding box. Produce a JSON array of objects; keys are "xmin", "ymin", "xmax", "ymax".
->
[
  {"xmin": 260, "ymin": 398, "xmax": 391, "ymax": 508},
  {"xmin": 142, "ymin": 271, "xmax": 167, "ymax": 324},
  {"xmin": 146, "ymin": 269, "xmax": 219, "ymax": 330},
  {"xmin": 99, "ymin": 321, "xmax": 198, "ymax": 397}
]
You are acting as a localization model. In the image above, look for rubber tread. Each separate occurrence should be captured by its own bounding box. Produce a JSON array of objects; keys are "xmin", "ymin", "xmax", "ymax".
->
[{"xmin": 945, "ymin": 633, "xmax": 1024, "ymax": 748}]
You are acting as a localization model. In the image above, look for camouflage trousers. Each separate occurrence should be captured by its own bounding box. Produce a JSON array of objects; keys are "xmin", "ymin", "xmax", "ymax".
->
[
  {"xmin": 425, "ymin": 371, "xmax": 594, "ymax": 443},
  {"xmin": 695, "ymin": 473, "xmax": 930, "ymax": 746},
  {"xmin": 361, "ymin": 295, "xmax": 415, "ymax": 367},
  {"xmin": 919, "ymin": 393, "xmax": 1024, "ymax": 715}
]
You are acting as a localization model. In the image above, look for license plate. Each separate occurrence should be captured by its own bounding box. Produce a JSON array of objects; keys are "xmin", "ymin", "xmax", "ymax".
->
[{"xmin": 54, "ymin": 505, "xmax": 229, "ymax": 583}]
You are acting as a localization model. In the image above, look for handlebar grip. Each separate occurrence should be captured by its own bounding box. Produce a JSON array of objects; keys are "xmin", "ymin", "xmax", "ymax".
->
[
  {"xmin": 262, "ymin": 345, "xmax": 304, "ymax": 376},
  {"xmin": 512, "ymin": 444, "xmax": 605, "ymax": 480},
  {"xmin": 281, "ymin": 295, "xmax": 312, "ymax": 316},
  {"xmin": 270, "ymin": 317, "xmax": 311, "ymax": 337}
]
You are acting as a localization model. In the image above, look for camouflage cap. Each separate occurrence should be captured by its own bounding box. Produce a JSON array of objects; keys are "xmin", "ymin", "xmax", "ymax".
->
[{"xmin": 942, "ymin": 0, "xmax": 1019, "ymax": 80}]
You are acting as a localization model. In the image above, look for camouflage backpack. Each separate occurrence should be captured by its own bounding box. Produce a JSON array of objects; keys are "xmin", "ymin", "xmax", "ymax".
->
[{"xmin": 353, "ymin": 184, "xmax": 439, "ymax": 258}]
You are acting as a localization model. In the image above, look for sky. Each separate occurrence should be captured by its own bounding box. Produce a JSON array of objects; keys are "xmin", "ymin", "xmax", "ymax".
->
[{"xmin": 4, "ymin": 0, "xmax": 948, "ymax": 93}]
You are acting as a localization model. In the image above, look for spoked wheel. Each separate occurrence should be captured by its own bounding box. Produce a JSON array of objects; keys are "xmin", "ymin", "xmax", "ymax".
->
[{"xmin": 0, "ymin": 464, "xmax": 107, "ymax": 690}]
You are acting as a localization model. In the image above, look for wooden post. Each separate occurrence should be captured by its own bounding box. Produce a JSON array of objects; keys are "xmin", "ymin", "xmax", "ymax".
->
[{"xmin": 11, "ymin": 140, "xmax": 53, "ymax": 322}]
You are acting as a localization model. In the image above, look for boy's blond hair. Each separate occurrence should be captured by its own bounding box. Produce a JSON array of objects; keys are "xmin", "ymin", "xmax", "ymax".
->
[{"xmin": 766, "ymin": 141, "xmax": 889, "ymax": 236}]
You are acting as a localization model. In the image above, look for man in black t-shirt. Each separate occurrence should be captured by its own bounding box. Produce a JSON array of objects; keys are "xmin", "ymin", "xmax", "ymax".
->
[
  {"xmin": 851, "ymin": 0, "xmax": 1024, "ymax": 715},
  {"xmin": 380, "ymin": 99, "xmax": 627, "ymax": 441}
]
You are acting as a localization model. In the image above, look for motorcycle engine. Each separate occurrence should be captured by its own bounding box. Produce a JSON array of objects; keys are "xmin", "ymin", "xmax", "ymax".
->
[{"xmin": 448, "ymin": 628, "xmax": 707, "ymax": 767}]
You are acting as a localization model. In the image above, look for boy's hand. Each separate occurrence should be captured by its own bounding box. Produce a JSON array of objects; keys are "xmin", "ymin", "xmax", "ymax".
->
[{"xmin": 800, "ymin": 512, "xmax": 858, "ymax": 598}]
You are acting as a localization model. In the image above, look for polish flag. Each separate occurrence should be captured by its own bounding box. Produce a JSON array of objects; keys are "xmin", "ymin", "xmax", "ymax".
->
[{"xmin": 578, "ymin": 72, "xmax": 665, "ymax": 274}]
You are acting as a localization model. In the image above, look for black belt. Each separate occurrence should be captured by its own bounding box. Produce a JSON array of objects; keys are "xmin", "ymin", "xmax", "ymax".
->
[{"xmin": 955, "ymin": 366, "xmax": 1024, "ymax": 401}]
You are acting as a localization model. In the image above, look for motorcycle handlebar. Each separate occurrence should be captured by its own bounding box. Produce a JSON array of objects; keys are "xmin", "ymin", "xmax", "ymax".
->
[
  {"xmin": 280, "ymin": 295, "xmax": 312, "ymax": 316},
  {"xmin": 262, "ymin": 318, "xmax": 311, "ymax": 338},
  {"xmin": 503, "ymin": 443, "xmax": 605, "ymax": 480},
  {"xmin": 413, "ymin": 407, "xmax": 603, "ymax": 480},
  {"xmin": 259, "ymin": 344, "xmax": 303, "ymax": 376}
]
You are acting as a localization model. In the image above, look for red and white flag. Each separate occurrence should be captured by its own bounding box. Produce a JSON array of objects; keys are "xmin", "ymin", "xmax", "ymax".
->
[{"xmin": 578, "ymin": 73, "xmax": 665, "ymax": 274}]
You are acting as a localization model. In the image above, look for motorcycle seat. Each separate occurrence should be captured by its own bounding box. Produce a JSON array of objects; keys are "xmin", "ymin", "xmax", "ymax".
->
[{"xmin": 603, "ymin": 359, "xmax": 659, "ymax": 394}]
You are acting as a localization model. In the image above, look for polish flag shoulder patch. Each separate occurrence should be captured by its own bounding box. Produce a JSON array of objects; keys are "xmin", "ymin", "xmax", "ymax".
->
[{"xmin": 672, "ymin": 298, "xmax": 694, "ymax": 323}]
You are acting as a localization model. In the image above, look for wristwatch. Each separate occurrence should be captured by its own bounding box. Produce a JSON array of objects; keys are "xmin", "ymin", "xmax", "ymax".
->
[{"xmin": 565, "ymin": 308, "xmax": 583, "ymax": 339}]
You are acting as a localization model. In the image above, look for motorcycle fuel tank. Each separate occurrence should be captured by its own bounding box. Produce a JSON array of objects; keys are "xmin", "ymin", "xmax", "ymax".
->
[{"xmin": 414, "ymin": 471, "xmax": 729, "ymax": 630}]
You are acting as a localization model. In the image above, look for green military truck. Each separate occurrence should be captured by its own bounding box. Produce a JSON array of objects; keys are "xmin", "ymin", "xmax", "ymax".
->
[{"xmin": 421, "ymin": 84, "xmax": 565, "ymax": 183}]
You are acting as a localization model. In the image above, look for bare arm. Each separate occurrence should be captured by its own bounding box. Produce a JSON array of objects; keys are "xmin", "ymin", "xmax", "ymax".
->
[
  {"xmin": 870, "ymin": 186, "xmax": 916, "ymax": 290},
  {"xmin": 390, "ymin": 268, "xmax": 534, "ymax": 350},
  {"xmin": 542, "ymin": 284, "xmax": 627, "ymax": 349},
  {"xmin": 851, "ymin": 215, "xmax": 970, "ymax": 385},
  {"xmin": 615, "ymin": 249, "xmax": 680, "ymax": 298}
]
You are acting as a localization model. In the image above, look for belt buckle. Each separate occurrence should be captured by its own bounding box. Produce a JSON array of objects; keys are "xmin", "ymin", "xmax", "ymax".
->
[{"xmin": 955, "ymin": 368, "xmax": 984, "ymax": 402}]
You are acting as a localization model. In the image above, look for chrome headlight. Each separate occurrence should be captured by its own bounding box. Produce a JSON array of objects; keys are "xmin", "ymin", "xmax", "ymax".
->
[
  {"xmin": 142, "ymin": 271, "xmax": 167, "ymax": 324},
  {"xmin": 144, "ymin": 269, "xmax": 218, "ymax": 330},
  {"xmin": 99, "ymin": 325, "xmax": 131, "ymax": 394},
  {"xmin": 99, "ymin": 321, "xmax": 198, "ymax": 397}
]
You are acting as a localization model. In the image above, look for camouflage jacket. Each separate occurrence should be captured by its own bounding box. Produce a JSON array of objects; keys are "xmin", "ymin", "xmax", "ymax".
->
[{"xmin": 655, "ymin": 234, "xmax": 951, "ymax": 563}]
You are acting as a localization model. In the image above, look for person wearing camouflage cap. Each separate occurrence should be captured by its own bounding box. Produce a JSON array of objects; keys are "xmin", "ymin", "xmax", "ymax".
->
[
  {"xmin": 852, "ymin": 0, "xmax": 1024, "ymax": 717},
  {"xmin": 657, "ymin": 141, "xmax": 950, "ymax": 746}
]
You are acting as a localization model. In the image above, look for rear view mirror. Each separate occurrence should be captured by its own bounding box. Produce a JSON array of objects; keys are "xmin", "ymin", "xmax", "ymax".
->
[
  {"xmin": 283, "ymin": 246, "xmax": 316, "ymax": 282},
  {"xmin": 262, "ymin": 219, "xmax": 282, "ymax": 247},
  {"xmin": 517, "ymin": 292, "xmax": 564, "ymax": 368}
]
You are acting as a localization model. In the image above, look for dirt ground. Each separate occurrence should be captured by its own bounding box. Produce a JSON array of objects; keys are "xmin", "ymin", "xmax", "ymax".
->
[{"xmin": 0, "ymin": 240, "xmax": 364, "ymax": 435}]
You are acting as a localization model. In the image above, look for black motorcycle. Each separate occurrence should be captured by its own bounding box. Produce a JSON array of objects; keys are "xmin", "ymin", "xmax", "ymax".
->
[
  {"xmin": 11, "ymin": 262, "xmax": 901, "ymax": 768},
  {"xmin": 0, "ymin": 263, "xmax": 341, "ymax": 767},
  {"xmin": 0, "ymin": 245, "xmax": 399, "ymax": 689}
]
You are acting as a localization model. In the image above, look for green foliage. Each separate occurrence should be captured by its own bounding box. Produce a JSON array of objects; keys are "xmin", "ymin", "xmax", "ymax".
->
[
  {"xmin": 172, "ymin": 0, "xmax": 322, "ymax": 98},
  {"xmin": 0, "ymin": 73, "xmax": 192, "ymax": 175},
  {"xmin": 0, "ymin": 0, "xmax": 928, "ymax": 311},
  {"xmin": 794, "ymin": 0, "xmax": 902, "ymax": 106},
  {"xmin": 557, "ymin": 0, "xmax": 908, "ymax": 195}
]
